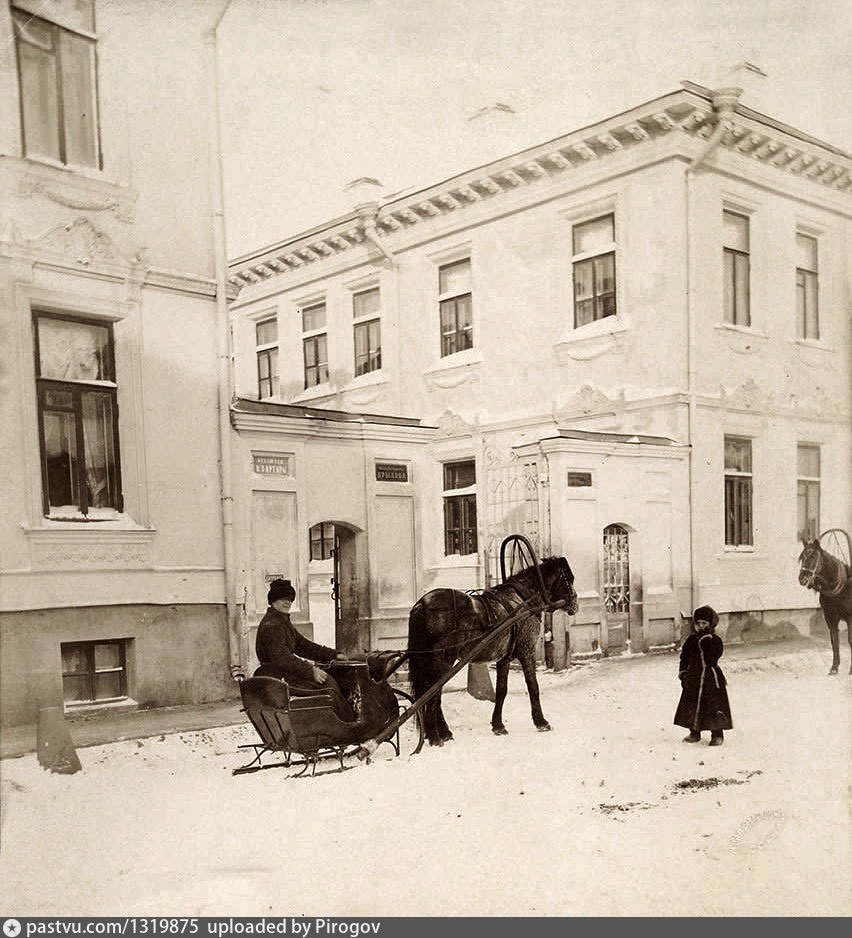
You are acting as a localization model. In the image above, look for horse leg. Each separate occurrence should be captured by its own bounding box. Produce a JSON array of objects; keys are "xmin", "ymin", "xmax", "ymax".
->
[
  {"xmin": 845, "ymin": 617, "xmax": 852, "ymax": 675},
  {"xmin": 491, "ymin": 657, "xmax": 511, "ymax": 735},
  {"xmin": 519, "ymin": 651, "xmax": 551, "ymax": 732},
  {"xmin": 825, "ymin": 615, "xmax": 840, "ymax": 675}
]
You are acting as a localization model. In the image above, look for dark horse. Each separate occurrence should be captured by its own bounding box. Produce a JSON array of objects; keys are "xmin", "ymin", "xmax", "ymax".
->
[
  {"xmin": 798, "ymin": 538, "xmax": 852, "ymax": 674},
  {"xmin": 407, "ymin": 556, "xmax": 579, "ymax": 746}
]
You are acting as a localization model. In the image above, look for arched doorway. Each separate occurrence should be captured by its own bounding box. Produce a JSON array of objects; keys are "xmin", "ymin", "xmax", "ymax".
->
[{"xmin": 307, "ymin": 521, "xmax": 366, "ymax": 653}]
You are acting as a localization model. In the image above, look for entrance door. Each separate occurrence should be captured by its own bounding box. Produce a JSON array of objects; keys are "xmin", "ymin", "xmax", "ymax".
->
[
  {"xmin": 602, "ymin": 524, "xmax": 630, "ymax": 653},
  {"xmin": 333, "ymin": 527, "xmax": 363, "ymax": 654}
]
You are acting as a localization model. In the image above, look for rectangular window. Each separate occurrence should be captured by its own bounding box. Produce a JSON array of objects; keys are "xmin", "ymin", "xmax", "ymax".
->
[
  {"xmin": 13, "ymin": 2, "xmax": 100, "ymax": 168},
  {"xmin": 34, "ymin": 312, "xmax": 122, "ymax": 515},
  {"xmin": 723, "ymin": 211, "xmax": 750, "ymax": 326},
  {"xmin": 301, "ymin": 301, "xmax": 328, "ymax": 388},
  {"xmin": 724, "ymin": 437, "xmax": 753, "ymax": 547},
  {"xmin": 353, "ymin": 287, "xmax": 382, "ymax": 376},
  {"xmin": 796, "ymin": 233, "xmax": 819, "ymax": 340},
  {"xmin": 797, "ymin": 444, "xmax": 820, "ymax": 541},
  {"xmin": 255, "ymin": 318, "xmax": 278, "ymax": 399},
  {"xmin": 61, "ymin": 639, "xmax": 127, "ymax": 705},
  {"xmin": 443, "ymin": 460, "xmax": 477, "ymax": 556},
  {"xmin": 572, "ymin": 214, "xmax": 616, "ymax": 327},
  {"xmin": 439, "ymin": 259, "xmax": 473, "ymax": 357}
]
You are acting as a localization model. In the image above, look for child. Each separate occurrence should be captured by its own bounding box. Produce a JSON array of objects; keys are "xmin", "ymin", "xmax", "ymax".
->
[{"xmin": 673, "ymin": 605, "xmax": 733, "ymax": 746}]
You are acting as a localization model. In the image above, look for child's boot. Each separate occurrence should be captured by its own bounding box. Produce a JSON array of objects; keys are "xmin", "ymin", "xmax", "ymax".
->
[{"xmin": 683, "ymin": 731, "xmax": 701, "ymax": 743}]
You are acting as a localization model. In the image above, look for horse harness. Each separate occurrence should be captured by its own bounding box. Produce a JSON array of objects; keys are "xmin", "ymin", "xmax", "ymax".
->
[{"xmin": 801, "ymin": 547, "xmax": 850, "ymax": 599}]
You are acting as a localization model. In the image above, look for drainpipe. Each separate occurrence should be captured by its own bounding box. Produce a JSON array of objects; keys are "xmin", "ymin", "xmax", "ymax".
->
[
  {"xmin": 358, "ymin": 208, "xmax": 395, "ymax": 265},
  {"xmin": 684, "ymin": 86, "xmax": 742, "ymax": 620},
  {"xmin": 204, "ymin": 0, "xmax": 242, "ymax": 679}
]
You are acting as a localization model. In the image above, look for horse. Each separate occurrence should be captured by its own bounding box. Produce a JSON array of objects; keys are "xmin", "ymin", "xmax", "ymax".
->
[
  {"xmin": 798, "ymin": 538, "xmax": 852, "ymax": 674},
  {"xmin": 407, "ymin": 556, "xmax": 579, "ymax": 746}
]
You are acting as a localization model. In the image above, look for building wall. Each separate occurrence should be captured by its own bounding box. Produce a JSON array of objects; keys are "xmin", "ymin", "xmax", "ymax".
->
[
  {"xmin": 228, "ymin": 90, "xmax": 852, "ymax": 659},
  {"xmin": 0, "ymin": 0, "xmax": 231, "ymax": 726}
]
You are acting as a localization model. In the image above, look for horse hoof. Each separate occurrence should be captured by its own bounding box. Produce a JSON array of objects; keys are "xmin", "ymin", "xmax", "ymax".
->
[
  {"xmin": 828, "ymin": 668, "xmax": 838, "ymax": 675},
  {"xmin": 537, "ymin": 723, "xmax": 552, "ymax": 733},
  {"xmin": 492, "ymin": 726, "xmax": 508, "ymax": 736}
]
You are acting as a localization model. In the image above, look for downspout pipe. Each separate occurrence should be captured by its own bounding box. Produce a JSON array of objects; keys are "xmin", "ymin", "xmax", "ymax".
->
[
  {"xmin": 204, "ymin": 0, "xmax": 242, "ymax": 679},
  {"xmin": 684, "ymin": 86, "xmax": 742, "ymax": 619},
  {"xmin": 357, "ymin": 206, "xmax": 395, "ymax": 265}
]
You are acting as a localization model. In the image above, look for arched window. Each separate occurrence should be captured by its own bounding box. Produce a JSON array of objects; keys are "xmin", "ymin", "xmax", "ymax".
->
[
  {"xmin": 309, "ymin": 522, "xmax": 335, "ymax": 561},
  {"xmin": 602, "ymin": 524, "xmax": 630, "ymax": 614}
]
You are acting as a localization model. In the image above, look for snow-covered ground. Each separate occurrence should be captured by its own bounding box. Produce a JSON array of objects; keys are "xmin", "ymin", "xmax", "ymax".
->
[{"xmin": 1, "ymin": 647, "xmax": 850, "ymax": 917}]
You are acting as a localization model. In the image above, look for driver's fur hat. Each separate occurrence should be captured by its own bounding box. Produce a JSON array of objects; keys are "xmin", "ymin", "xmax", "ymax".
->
[
  {"xmin": 692, "ymin": 605, "xmax": 719, "ymax": 629},
  {"xmin": 268, "ymin": 578, "xmax": 296, "ymax": 605}
]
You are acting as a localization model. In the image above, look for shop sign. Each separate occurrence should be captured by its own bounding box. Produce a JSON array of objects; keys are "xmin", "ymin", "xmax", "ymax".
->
[
  {"xmin": 375, "ymin": 463, "xmax": 408, "ymax": 483},
  {"xmin": 253, "ymin": 453, "xmax": 291, "ymax": 475}
]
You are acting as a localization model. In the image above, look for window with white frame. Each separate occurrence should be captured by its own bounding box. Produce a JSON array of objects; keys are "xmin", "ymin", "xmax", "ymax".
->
[
  {"xmin": 301, "ymin": 301, "xmax": 328, "ymax": 388},
  {"xmin": 723, "ymin": 211, "xmax": 750, "ymax": 326},
  {"xmin": 439, "ymin": 259, "xmax": 473, "ymax": 357},
  {"xmin": 255, "ymin": 317, "xmax": 278, "ymax": 399},
  {"xmin": 795, "ymin": 233, "xmax": 819, "ymax": 340},
  {"xmin": 724, "ymin": 436, "xmax": 753, "ymax": 547},
  {"xmin": 61, "ymin": 639, "xmax": 128, "ymax": 705},
  {"xmin": 572, "ymin": 214, "xmax": 616, "ymax": 327},
  {"xmin": 797, "ymin": 444, "xmax": 820, "ymax": 541},
  {"xmin": 353, "ymin": 287, "xmax": 381, "ymax": 376},
  {"xmin": 34, "ymin": 311, "xmax": 122, "ymax": 516},
  {"xmin": 443, "ymin": 460, "xmax": 477, "ymax": 556},
  {"xmin": 12, "ymin": 0, "xmax": 101, "ymax": 168}
]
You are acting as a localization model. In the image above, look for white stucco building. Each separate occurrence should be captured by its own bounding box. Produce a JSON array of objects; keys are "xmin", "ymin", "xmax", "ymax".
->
[
  {"xmin": 0, "ymin": 0, "xmax": 235, "ymax": 727},
  {"xmin": 227, "ymin": 82, "xmax": 852, "ymax": 669}
]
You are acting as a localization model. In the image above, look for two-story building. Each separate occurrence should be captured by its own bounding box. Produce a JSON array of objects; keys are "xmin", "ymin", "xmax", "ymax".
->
[
  {"xmin": 0, "ymin": 0, "xmax": 236, "ymax": 728},
  {"xmin": 227, "ymin": 82, "xmax": 852, "ymax": 668}
]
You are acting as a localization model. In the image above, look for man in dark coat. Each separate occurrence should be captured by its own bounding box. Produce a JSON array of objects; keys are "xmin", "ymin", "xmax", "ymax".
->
[
  {"xmin": 255, "ymin": 578, "xmax": 354, "ymax": 721},
  {"xmin": 674, "ymin": 605, "xmax": 733, "ymax": 746}
]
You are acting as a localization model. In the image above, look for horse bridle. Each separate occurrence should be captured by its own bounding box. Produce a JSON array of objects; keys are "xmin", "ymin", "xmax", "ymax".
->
[{"xmin": 800, "ymin": 546, "xmax": 848, "ymax": 598}]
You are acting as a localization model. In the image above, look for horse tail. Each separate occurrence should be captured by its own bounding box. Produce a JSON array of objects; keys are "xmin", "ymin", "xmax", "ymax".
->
[{"xmin": 407, "ymin": 598, "xmax": 434, "ymax": 703}]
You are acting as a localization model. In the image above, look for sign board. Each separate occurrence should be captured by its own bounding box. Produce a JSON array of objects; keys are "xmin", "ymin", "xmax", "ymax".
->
[
  {"xmin": 253, "ymin": 453, "xmax": 291, "ymax": 475},
  {"xmin": 375, "ymin": 463, "xmax": 408, "ymax": 483},
  {"xmin": 566, "ymin": 471, "xmax": 593, "ymax": 487}
]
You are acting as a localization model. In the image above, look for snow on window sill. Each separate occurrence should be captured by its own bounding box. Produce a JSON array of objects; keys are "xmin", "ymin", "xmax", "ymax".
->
[{"xmin": 25, "ymin": 510, "xmax": 152, "ymax": 531}]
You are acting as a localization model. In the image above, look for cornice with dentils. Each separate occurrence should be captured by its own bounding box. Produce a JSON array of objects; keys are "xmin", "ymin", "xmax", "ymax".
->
[{"xmin": 227, "ymin": 83, "xmax": 852, "ymax": 294}]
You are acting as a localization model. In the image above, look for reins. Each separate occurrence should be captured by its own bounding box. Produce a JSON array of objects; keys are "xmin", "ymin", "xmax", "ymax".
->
[{"xmin": 801, "ymin": 546, "xmax": 849, "ymax": 598}]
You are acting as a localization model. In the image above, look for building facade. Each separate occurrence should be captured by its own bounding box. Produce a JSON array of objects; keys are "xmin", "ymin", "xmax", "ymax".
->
[
  {"xmin": 227, "ymin": 83, "xmax": 852, "ymax": 666},
  {"xmin": 0, "ymin": 0, "xmax": 234, "ymax": 727}
]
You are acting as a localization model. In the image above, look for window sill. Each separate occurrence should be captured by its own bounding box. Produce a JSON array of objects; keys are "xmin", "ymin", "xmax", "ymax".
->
[
  {"xmin": 718, "ymin": 547, "xmax": 760, "ymax": 559},
  {"xmin": 553, "ymin": 320, "xmax": 628, "ymax": 363},
  {"xmin": 431, "ymin": 554, "xmax": 480, "ymax": 569},
  {"xmin": 27, "ymin": 511, "xmax": 152, "ymax": 531},
  {"xmin": 66, "ymin": 698, "xmax": 138, "ymax": 719},
  {"xmin": 714, "ymin": 323, "xmax": 769, "ymax": 355},
  {"xmin": 1, "ymin": 154, "xmax": 137, "ymax": 223},
  {"xmin": 423, "ymin": 349, "xmax": 483, "ymax": 389},
  {"xmin": 339, "ymin": 371, "xmax": 390, "ymax": 406},
  {"xmin": 293, "ymin": 382, "xmax": 334, "ymax": 404},
  {"xmin": 787, "ymin": 338, "xmax": 837, "ymax": 352}
]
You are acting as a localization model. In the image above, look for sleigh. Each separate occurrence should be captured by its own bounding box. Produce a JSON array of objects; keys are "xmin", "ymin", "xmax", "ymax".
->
[{"xmin": 233, "ymin": 651, "xmax": 423, "ymax": 776}]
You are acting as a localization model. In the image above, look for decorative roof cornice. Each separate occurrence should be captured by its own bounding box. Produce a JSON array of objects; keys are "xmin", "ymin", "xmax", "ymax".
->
[
  {"xmin": 228, "ymin": 85, "xmax": 852, "ymax": 295},
  {"xmin": 229, "ymin": 397, "xmax": 436, "ymax": 443}
]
